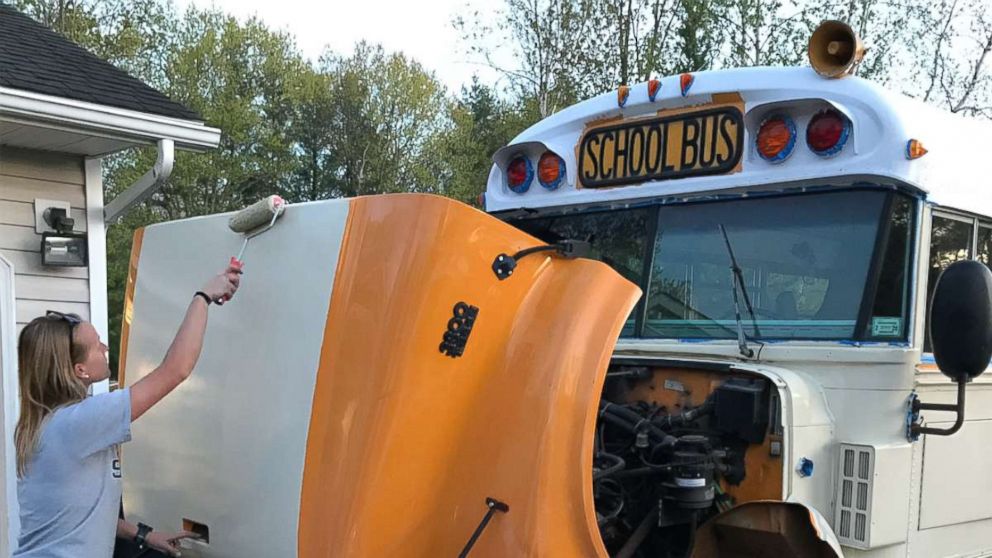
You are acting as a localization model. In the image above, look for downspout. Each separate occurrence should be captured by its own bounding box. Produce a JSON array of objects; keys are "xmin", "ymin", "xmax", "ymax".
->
[{"xmin": 103, "ymin": 138, "xmax": 174, "ymax": 223}]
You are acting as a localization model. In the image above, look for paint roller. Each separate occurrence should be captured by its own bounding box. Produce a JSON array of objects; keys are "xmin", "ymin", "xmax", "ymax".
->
[{"xmin": 219, "ymin": 195, "xmax": 286, "ymax": 302}]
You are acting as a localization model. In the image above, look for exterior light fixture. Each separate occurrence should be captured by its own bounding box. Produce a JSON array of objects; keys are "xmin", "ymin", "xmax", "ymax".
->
[{"xmin": 41, "ymin": 207, "xmax": 87, "ymax": 267}]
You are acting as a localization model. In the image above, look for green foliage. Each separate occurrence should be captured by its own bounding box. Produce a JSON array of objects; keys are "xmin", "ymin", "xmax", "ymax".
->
[
  {"xmin": 429, "ymin": 79, "xmax": 541, "ymax": 204},
  {"xmin": 316, "ymin": 43, "xmax": 449, "ymax": 197}
]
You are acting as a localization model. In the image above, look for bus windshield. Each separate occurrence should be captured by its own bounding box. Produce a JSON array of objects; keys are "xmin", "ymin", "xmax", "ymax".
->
[{"xmin": 510, "ymin": 188, "xmax": 915, "ymax": 342}]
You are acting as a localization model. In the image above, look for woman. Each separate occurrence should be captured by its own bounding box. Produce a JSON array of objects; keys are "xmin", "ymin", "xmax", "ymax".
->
[{"xmin": 13, "ymin": 264, "xmax": 241, "ymax": 557}]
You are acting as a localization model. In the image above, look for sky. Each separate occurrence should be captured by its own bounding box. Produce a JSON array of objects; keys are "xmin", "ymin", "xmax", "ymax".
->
[{"xmin": 174, "ymin": 0, "xmax": 504, "ymax": 93}]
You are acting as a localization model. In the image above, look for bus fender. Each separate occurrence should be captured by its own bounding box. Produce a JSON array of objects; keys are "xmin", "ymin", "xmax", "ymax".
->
[{"xmin": 691, "ymin": 500, "xmax": 843, "ymax": 558}]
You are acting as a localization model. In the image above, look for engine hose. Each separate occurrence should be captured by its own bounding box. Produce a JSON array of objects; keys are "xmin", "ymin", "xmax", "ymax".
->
[
  {"xmin": 601, "ymin": 401, "xmax": 705, "ymax": 443},
  {"xmin": 599, "ymin": 403, "xmax": 677, "ymax": 446},
  {"xmin": 593, "ymin": 453, "xmax": 626, "ymax": 480},
  {"xmin": 595, "ymin": 479, "xmax": 625, "ymax": 526},
  {"xmin": 614, "ymin": 507, "xmax": 659, "ymax": 558},
  {"xmin": 614, "ymin": 466, "xmax": 670, "ymax": 478},
  {"xmin": 600, "ymin": 402, "xmax": 652, "ymax": 426},
  {"xmin": 652, "ymin": 401, "xmax": 714, "ymax": 429},
  {"xmin": 599, "ymin": 410, "xmax": 642, "ymax": 434}
]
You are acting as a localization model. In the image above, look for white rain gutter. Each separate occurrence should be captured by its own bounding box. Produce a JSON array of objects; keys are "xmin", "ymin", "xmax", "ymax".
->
[
  {"xmin": 0, "ymin": 86, "xmax": 220, "ymax": 152},
  {"xmin": 103, "ymin": 138, "xmax": 174, "ymax": 223},
  {"xmin": 0, "ymin": 86, "xmax": 221, "ymax": 223}
]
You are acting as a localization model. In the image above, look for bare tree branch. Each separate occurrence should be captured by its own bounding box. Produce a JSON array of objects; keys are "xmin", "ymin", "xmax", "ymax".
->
[
  {"xmin": 952, "ymin": 25, "xmax": 992, "ymax": 113},
  {"xmin": 924, "ymin": 0, "xmax": 959, "ymax": 103}
]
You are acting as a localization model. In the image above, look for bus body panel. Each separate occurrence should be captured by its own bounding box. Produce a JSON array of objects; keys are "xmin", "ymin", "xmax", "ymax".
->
[{"xmin": 121, "ymin": 194, "xmax": 641, "ymax": 557}]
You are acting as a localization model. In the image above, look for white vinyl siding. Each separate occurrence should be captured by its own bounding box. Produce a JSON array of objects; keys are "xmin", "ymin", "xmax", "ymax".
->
[{"xmin": 0, "ymin": 146, "xmax": 91, "ymax": 334}]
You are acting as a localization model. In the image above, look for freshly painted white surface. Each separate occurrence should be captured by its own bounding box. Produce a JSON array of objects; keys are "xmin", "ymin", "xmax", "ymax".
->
[
  {"xmin": 122, "ymin": 199, "xmax": 349, "ymax": 557},
  {"xmin": 485, "ymin": 67, "xmax": 992, "ymax": 219}
]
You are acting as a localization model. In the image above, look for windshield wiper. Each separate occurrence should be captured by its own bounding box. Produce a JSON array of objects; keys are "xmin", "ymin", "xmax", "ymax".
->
[{"xmin": 718, "ymin": 224, "xmax": 761, "ymax": 358}]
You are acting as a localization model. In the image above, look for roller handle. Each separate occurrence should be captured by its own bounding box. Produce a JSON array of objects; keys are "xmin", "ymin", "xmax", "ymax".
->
[{"xmin": 217, "ymin": 257, "xmax": 243, "ymax": 305}]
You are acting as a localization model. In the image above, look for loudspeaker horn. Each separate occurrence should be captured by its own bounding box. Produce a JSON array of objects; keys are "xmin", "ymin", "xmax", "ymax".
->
[{"xmin": 808, "ymin": 20, "xmax": 865, "ymax": 78}]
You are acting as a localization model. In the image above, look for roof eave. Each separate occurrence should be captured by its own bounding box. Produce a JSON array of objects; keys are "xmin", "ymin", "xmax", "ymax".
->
[{"xmin": 0, "ymin": 86, "xmax": 220, "ymax": 153}]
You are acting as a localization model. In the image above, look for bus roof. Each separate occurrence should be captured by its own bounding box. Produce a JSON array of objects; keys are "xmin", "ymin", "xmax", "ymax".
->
[{"xmin": 485, "ymin": 66, "xmax": 992, "ymax": 218}]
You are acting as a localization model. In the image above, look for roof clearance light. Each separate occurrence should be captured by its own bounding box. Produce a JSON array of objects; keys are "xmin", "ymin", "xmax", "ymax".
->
[
  {"xmin": 906, "ymin": 139, "xmax": 928, "ymax": 160},
  {"xmin": 618, "ymin": 85, "xmax": 630, "ymax": 107},
  {"xmin": 756, "ymin": 115, "xmax": 797, "ymax": 163},
  {"xmin": 507, "ymin": 156, "xmax": 533, "ymax": 194},
  {"xmin": 648, "ymin": 79, "xmax": 661, "ymax": 102},
  {"xmin": 806, "ymin": 109, "xmax": 851, "ymax": 156},
  {"xmin": 538, "ymin": 152, "xmax": 566, "ymax": 190},
  {"xmin": 680, "ymin": 73, "xmax": 694, "ymax": 96}
]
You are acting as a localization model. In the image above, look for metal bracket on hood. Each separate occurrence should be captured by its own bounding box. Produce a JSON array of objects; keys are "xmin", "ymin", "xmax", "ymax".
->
[{"xmin": 492, "ymin": 240, "xmax": 591, "ymax": 280}]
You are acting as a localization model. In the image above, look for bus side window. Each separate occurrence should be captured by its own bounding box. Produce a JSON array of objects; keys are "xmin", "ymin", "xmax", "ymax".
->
[
  {"xmin": 926, "ymin": 215, "xmax": 975, "ymax": 351},
  {"xmin": 980, "ymin": 223, "xmax": 991, "ymax": 268}
]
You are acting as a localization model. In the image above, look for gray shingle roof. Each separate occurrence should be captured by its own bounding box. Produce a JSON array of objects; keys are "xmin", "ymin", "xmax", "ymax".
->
[{"xmin": 0, "ymin": 3, "xmax": 201, "ymax": 121}]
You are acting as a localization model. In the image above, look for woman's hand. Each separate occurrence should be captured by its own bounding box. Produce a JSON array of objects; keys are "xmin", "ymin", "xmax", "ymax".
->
[
  {"xmin": 146, "ymin": 530, "xmax": 199, "ymax": 557},
  {"xmin": 200, "ymin": 263, "xmax": 242, "ymax": 303}
]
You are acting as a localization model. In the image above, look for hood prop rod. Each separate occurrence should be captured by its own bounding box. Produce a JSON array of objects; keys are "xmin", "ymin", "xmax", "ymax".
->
[{"xmin": 458, "ymin": 497, "xmax": 510, "ymax": 557}]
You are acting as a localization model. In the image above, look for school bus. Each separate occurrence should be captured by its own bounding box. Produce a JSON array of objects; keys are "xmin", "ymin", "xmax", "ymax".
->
[
  {"xmin": 119, "ymin": 21, "xmax": 992, "ymax": 558},
  {"xmin": 480, "ymin": 20, "xmax": 992, "ymax": 558}
]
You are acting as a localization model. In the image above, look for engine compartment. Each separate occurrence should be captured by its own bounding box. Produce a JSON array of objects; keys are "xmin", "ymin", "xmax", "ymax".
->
[{"xmin": 594, "ymin": 362, "xmax": 784, "ymax": 557}]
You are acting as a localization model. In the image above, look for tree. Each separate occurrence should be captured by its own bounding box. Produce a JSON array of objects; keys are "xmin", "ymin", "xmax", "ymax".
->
[
  {"xmin": 922, "ymin": 0, "xmax": 992, "ymax": 117},
  {"xmin": 455, "ymin": 0, "xmax": 600, "ymax": 117},
  {"xmin": 316, "ymin": 42, "xmax": 449, "ymax": 197},
  {"xmin": 715, "ymin": 0, "xmax": 814, "ymax": 68},
  {"xmin": 428, "ymin": 79, "xmax": 541, "ymax": 204},
  {"xmin": 455, "ymin": 0, "xmax": 814, "ymax": 114},
  {"xmin": 459, "ymin": 0, "xmax": 992, "ymax": 122},
  {"xmin": 283, "ymin": 70, "xmax": 337, "ymax": 202}
]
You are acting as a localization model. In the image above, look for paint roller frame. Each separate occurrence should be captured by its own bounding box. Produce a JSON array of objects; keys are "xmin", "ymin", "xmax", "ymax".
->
[{"xmin": 217, "ymin": 194, "xmax": 286, "ymax": 304}]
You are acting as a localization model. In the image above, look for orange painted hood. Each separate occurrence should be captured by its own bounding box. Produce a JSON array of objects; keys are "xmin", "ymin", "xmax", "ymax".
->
[{"xmin": 299, "ymin": 195, "xmax": 642, "ymax": 557}]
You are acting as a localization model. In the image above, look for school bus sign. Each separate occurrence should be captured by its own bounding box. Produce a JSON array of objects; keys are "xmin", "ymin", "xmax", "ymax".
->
[{"xmin": 577, "ymin": 99, "xmax": 745, "ymax": 189}]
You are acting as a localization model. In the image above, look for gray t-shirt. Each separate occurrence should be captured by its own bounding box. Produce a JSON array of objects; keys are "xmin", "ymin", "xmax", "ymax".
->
[{"xmin": 14, "ymin": 388, "xmax": 132, "ymax": 558}]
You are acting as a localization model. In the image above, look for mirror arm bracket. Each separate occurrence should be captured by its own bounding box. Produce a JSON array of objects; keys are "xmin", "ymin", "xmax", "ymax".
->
[{"xmin": 910, "ymin": 380, "xmax": 967, "ymax": 438}]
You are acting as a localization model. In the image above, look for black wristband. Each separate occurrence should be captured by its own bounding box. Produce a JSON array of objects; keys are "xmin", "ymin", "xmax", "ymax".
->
[
  {"xmin": 194, "ymin": 291, "xmax": 212, "ymax": 305},
  {"xmin": 134, "ymin": 522, "xmax": 152, "ymax": 549}
]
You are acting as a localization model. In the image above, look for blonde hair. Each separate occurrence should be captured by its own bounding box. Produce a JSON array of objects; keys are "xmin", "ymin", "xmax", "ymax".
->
[{"xmin": 15, "ymin": 315, "xmax": 88, "ymax": 476}]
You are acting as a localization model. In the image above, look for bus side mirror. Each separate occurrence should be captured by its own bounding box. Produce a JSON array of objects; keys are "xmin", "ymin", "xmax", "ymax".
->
[
  {"xmin": 912, "ymin": 260, "xmax": 992, "ymax": 438},
  {"xmin": 930, "ymin": 260, "xmax": 992, "ymax": 381}
]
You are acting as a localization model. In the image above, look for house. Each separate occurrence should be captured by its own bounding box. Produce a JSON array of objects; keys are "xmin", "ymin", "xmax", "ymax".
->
[{"xmin": 0, "ymin": 4, "xmax": 220, "ymax": 551}]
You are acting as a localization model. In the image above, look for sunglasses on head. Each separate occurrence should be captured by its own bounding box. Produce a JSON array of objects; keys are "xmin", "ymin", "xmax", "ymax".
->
[{"xmin": 46, "ymin": 310, "xmax": 82, "ymax": 327}]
